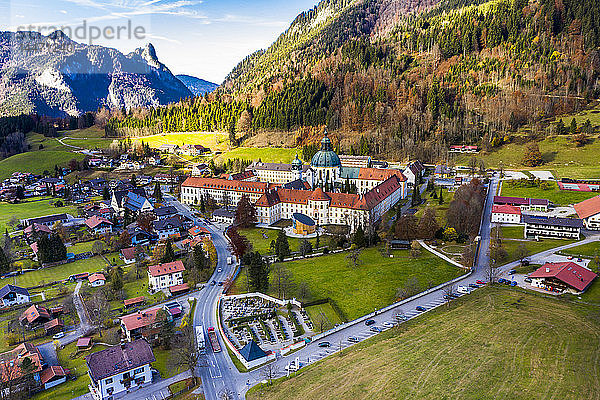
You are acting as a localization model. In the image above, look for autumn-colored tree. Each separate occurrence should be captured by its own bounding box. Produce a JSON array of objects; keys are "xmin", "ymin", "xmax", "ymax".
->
[
  {"xmin": 522, "ymin": 142, "xmax": 543, "ymax": 167},
  {"xmin": 394, "ymin": 215, "xmax": 418, "ymax": 241},
  {"xmin": 234, "ymin": 195, "xmax": 256, "ymax": 228},
  {"xmin": 418, "ymin": 208, "xmax": 439, "ymax": 239},
  {"xmin": 136, "ymin": 212, "xmax": 155, "ymax": 232}
]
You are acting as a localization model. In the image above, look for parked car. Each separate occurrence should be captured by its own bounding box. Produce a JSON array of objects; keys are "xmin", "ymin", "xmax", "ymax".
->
[
  {"xmin": 217, "ymin": 268, "xmax": 222, "ymax": 273},
  {"xmin": 218, "ymin": 282, "xmax": 224, "ymax": 286},
  {"xmin": 365, "ymin": 319, "xmax": 376, "ymax": 326},
  {"xmin": 524, "ymin": 277, "xmax": 532, "ymax": 283},
  {"xmin": 443, "ymin": 294, "xmax": 452, "ymax": 300},
  {"xmin": 521, "ymin": 259, "xmax": 530, "ymax": 266},
  {"xmin": 318, "ymin": 342, "xmax": 331, "ymax": 348},
  {"xmin": 457, "ymin": 285, "xmax": 470, "ymax": 294},
  {"xmin": 510, "ymin": 281, "xmax": 518, "ymax": 286},
  {"xmin": 370, "ymin": 326, "xmax": 382, "ymax": 332},
  {"xmin": 503, "ymin": 279, "xmax": 512, "ymax": 285},
  {"xmin": 348, "ymin": 336, "xmax": 359, "ymax": 343},
  {"xmin": 395, "ymin": 314, "xmax": 408, "ymax": 321},
  {"xmin": 476, "ymin": 280, "xmax": 486, "ymax": 285},
  {"xmin": 577, "ymin": 258, "xmax": 583, "ymax": 262},
  {"xmin": 498, "ymin": 278, "xmax": 506, "ymax": 284},
  {"xmin": 508, "ymin": 269, "xmax": 516, "ymax": 275},
  {"xmin": 468, "ymin": 283, "xmax": 479, "ymax": 288},
  {"xmin": 567, "ymin": 256, "xmax": 574, "ymax": 260},
  {"xmin": 382, "ymin": 321, "xmax": 395, "ymax": 328},
  {"xmin": 53, "ymin": 332, "xmax": 65, "ymax": 339},
  {"xmin": 416, "ymin": 306, "xmax": 426, "ymax": 312}
]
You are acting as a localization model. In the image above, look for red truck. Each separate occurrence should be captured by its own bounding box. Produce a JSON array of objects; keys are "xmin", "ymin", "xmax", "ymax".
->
[{"xmin": 207, "ymin": 327, "xmax": 221, "ymax": 353}]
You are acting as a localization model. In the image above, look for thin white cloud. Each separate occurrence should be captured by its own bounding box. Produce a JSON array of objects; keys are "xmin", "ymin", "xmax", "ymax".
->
[
  {"xmin": 145, "ymin": 33, "xmax": 182, "ymax": 44},
  {"xmin": 215, "ymin": 14, "xmax": 287, "ymax": 27}
]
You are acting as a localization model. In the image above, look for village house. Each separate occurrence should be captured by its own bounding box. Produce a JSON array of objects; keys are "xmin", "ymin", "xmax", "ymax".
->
[
  {"xmin": 523, "ymin": 215, "xmax": 583, "ymax": 240},
  {"xmin": 88, "ymin": 273, "xmax": 106, "ymax": 287},
  {"xmin": 529, "ymin": 262, "xmax": 597, "ymax": 294},
  {"xmin": 152, "ymin": 216, "xmax": 183, "ymax": 240},
  {"xmin": 0, "ymin": 284, "xmax": 30, "ymax": 307},
  {"xmin": 493, "ymin": 196, "xmax": 550, "ymax": 212},
  {"xmin": 20, "ymin": 304, "xmax": 51, "ymax": 327},
  {"xmin": 86, "ymin": 339, "xmax": 155, "ymax": 400},
  {"xmin": 148, "ymin": 260, "xmax": 185, "ymax": 293},
  {"xmin": 574, "ymin": 195, "xmax": 600, "ymax": 230},
  {"xmin": 491, "ymin": 204, "xmax": 522, "ymax": 224},
  {"xmin": 153, "ymin": 205, "xmax": 178, "ymax": 220},
  {"xmin": 120, "ymin": 247, "xmax": 137, "ymax": 265},
  {"xmin": 85, "ymin": 215, "xmax": 113, "ymax": 235},
  {"xmin": 120, "ymin": 307, "xmax": 172, "ymax": 342},
  {"xmin": 111, "ymin": 188, "xmax": 153, "ymax": 216}
]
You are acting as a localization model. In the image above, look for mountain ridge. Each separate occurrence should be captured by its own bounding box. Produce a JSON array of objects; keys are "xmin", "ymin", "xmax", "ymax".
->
[
  {"xmin": 0, "ymin": 31, "xmax": 192, "ymax": 117},
  {"xmin": 176, "ymin": 74, "xmax": 218, "ymax": 96}
]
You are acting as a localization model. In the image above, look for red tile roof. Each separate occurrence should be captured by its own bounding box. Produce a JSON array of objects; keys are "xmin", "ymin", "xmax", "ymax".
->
[
  {"xmin": 41, "ymin": 366, "xmax": 67, "ymax": 384},
  {"xmin": 492, "ymin": 204, "xmax": 522, "ymax": 215},
  {"xmin": 85, "ymin": 215, "xmax": 112, "ymax": 229},
  {"xmin": 182, "ymin": 177, "xmax": 268, "ymax": 194},
  {"xmin": 148, "ymin": 260, "xmax": 185, "ymax": 277},
  {"xmin": 124, "ymin": 296, "xmax": 146, "ymax": 307},
  {"xmin": 120, "ymin": 308, "xmax": 161, "ymax": 331},
  {"xmin": 309, "ymin": 187, "xmax": 330, "ymax": 201},
  {"xmin": 43, "ymin": 318, "xmax": 63, "ymax": 331},
  {"xmin": 0, "ymin": 343, "xmax": 43, "ymax": 382},
  {"xmin": 120, "ymin": 247, "xmax": 136, "ymax": 260},
  {"xmin": 574, "ymin": 195, "xmax": 600, "ymax": 219},
  {"xmin": 169, "ymin": 283, "xmax": 190, "ymax": 294},
  {"xmin": 357, "ymin": 168, "xmax": 406, "ymax": 181},
  {"xmin": 77, "ymin": 337, "xmax": 92, "ymax": 348},
  {"xmin": 530, "ymin": 262, "xmax": 597, "ymax": 292},
  {"xmin": 189, "ymin": 226, "xmax": 210, "ymax": 237},
  {"xmin": 20, "ymin": 305, "xmax": 50, "ymax": 324},
  {"xmin": 88, "ymin": 273, "xmax": 105, "ymax": 283}
]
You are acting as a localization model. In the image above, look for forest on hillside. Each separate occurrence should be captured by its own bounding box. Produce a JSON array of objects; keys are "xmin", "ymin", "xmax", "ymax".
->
[{"xmin": 106, "ymin": 0, "xmax": 600, "ymax": 162}]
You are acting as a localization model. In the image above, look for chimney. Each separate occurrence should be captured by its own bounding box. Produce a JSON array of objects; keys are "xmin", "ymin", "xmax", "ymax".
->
[{"xmin": 545, "ymin": 267, "xmax": 550, "ymax": 273}]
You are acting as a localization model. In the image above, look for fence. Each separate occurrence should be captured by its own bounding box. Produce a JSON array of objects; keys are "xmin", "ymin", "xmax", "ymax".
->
[{"xmin": 224, "ymin": 292, "xmax": 302, "ymax": 309}]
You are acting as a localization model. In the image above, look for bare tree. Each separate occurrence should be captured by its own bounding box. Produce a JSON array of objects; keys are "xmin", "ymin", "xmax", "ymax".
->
[
  {"xmin": 169, "ymin": 324, "xmax": 201, "ymax": 385},
  {"xmin": 297, "ymin": 282, "xmax": 311, "ymax": 303},
  {"xmin": 485, "ymin": 260, "xmax": 500, "ymax": 284},
  {"xmin": 219, "ymin": 388, "xmax": 236, "ymax": 400},
  {"xmin": 260, "ymin": 363, "xmax": 280, "ymax": 385},
  {"xmin": 515, "ymin": 243, "xmax": 530, "ymax": 264},
  {"xmin": 345, "ymin": 248, "xmax": 362, "ymax": 268},
  {"xmin": 395, "ymin": 277, "xmax": 421, "ymax": 300},
  {"xmin": 271, "ymin": 263, "xmax": 293, "ymax": 299},
  {"xmin": 442, "ymin": 284, "xmax": 456, "ymax": 305}
]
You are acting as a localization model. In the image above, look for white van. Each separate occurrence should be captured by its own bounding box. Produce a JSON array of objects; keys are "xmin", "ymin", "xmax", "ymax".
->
[
  {"xmin": 227, "ymin": 256, "xmax": 232, "ymax": 265},
  {"xmin": 457, "ymin": 285, "xmax": 470, "ymax": 294}
]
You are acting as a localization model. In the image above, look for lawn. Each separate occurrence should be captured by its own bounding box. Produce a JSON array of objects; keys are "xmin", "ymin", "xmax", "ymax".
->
[
  {"xmin": 414, "ymin": 187, "xmax": 455, "ymax": 224},
  {"xmin": 153, "ymin": 347, "xmax": 179, "ymax": 378},
  {"xmin": 501, "ymin": 181, "xmax": 598, "ymax": 205},
  {"xmin": 0, "ymin": 197, "xmax": 78, "ymax": 233},
  {"xmin": 238, "ymin": 227, "xmax": 323, "ymax": 255},
  {"xmin": 456, "ymin": 134, "xmax": 600, "ymax": 178},
  {"xmin": 501, "ymin": 238, "xmax": 576, "ymax": 264},
  {"xmin": 305, "ymin": 302, "xmax": 343, "ymax": 332},
  {"xmin": 248, "ymin": 287, "xmax": 600, "ymax": 400},
  {"xmin": 61, "ymin": 137, "xmax": 114, "ymax": 150},
  {"xmin": 67, "ymin": 241, "xmax": 95, "ymax": 254},
  {"xmin": 233, "ymin": 247, "xmax": 463, "ymax": 321},
  {"xmin": 561, "ymin": 241, "xmax": 600, "ymax": 258},
  {"xmin": 0, "ymin": 150, "xmax": 84, "ymax": 180},
  {"xmin": 136, "ymin": 132, "xmax": 228, "ymax": 152},
  {"xmin": 215, "ymin": 147, "xmax": 299, "ymax": 164},
  {"xmin": 13, "ymin": 256, "xmax": 108, "ymax": 288}
]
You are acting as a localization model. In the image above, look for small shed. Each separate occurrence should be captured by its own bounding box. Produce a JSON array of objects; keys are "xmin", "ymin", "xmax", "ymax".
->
[{"xmin": 76, "ymin": 337, "xmax": 92, "ymax": 349}]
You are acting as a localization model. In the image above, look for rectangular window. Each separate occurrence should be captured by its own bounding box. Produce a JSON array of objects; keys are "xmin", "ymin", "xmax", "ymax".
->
[
  {"xmin": 105, "ymin": 378, "xmax": 113, "ymax": 384},
  {"xmin": 134, "ymin": 367, "xmax": 144, "ymax": 375}
]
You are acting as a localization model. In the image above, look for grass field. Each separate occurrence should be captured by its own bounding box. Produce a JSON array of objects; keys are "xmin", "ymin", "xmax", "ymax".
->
[
  {"xmin": 216, "ymin": 147, "xmax": 299, "ymax": 164},
  {"xmin": 456, "ymin": 134, "xmax": 600, "ymax": 178},
  {"xmin": 248, "ymin": 287, "xmax": 600, "ymax": 400},
  {"xmin": 499, "ymin": 225, "xmax": 576, "ymax": 263},
  {"xmin": 0, "ymin": 150, "xmax": 84, "ymax": 180},
  {"xmin": 134, "ymin": 132, "xmax": 228, "ymax": 152},
  {"xmin": 234, "ymin": 247, "xmax": 463, "ymax": 320},
  {"xmin": 500, "ymin": 181, "xmax": 598, "ymax": 205},
  {"xmin": 0, "ymin": 197, "xmax": 78, "ymax": 233},
  {"xmin": 13, "ymin": 256, "xmax": 108, "ymax": 288},
  {"xmin": 414, "ymin": 187, "xmax": 455, "ymax": 223},
  {"xmin": 305, "ymin": 303, "xmax": 343, "ymax": 332},
  {"xmin": 238, "ymin": 227, "xmax": 322, "ymax": 255},
  {"xmin": 561, "ymin": 241, "xmax": 600, "ymax": 258}
]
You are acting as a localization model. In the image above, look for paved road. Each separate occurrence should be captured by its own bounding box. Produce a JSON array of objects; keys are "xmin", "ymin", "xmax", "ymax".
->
[{"xmin": 164, "ymin": 177, "xmax": 500, "ymax": 399}]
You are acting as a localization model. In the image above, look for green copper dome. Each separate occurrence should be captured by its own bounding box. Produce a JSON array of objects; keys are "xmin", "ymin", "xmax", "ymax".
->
[{"xmin": 311, "ymin": 132, "xmax": 341, "ymax": 168}]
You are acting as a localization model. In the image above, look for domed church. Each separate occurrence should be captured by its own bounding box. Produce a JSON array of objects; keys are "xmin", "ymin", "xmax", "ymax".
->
[{"xmin": 310, "ymin": 131, "xmax": 341, "ymax": 189}]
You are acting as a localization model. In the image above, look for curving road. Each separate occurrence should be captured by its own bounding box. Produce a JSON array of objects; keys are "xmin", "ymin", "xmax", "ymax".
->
[{"xmin": 166, "ymin": 176, "xmax": 500, "ymax": 399}]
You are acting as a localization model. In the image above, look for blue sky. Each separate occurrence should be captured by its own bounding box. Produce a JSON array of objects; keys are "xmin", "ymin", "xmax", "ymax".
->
[{"xmin": 3, "ymin": 0, "xmax": 319, "ymax": 83}]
